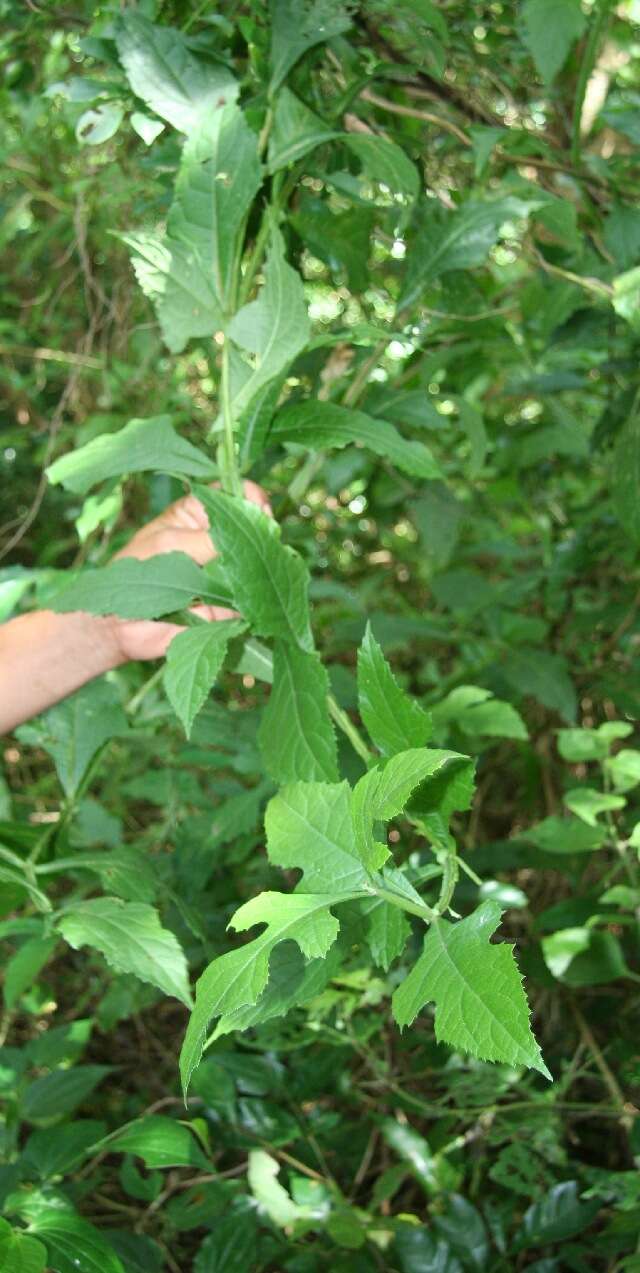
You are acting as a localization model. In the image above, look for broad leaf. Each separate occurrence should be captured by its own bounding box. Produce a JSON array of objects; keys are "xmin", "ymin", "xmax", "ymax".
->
[
  {"xmin": 16, "ymin": 681, "xmax": 128, "ymax": 797},
  {"xmin": 344, "ymin": 134, "xmax": 420, "ymax": 201},
  {"xmin": 116, "ymin": 12, "xmax": 237, "ymax": 132},
  {"xmin": 270, "ymin": 0, "xmax": 353, "ymax": 93},
  {"xmin": 362, "ymin": 896, "xmax": 410, "ymax": 971},
  {"xmin": 47, "ymin": 416, "xmax": 215, "ymax": 494},
  {"xmin": 22, "ymin": 1066, "xmax": 112, "ymax": 1122},
  {"xmin": 248, "ymin": 1149, "xmax": 312, "ymax": 1226},
  {"xmin": 358, "ymin": 622, "xmax": 432, "ymax": 755},
  {"xmin": 211, "ymin": 940, "xmax": 338, "ymax": 1038},
  {"xmin": 22, "ymin": 1202, "xmax": 125, "ymax": 1273},
  {"xmin": 0, "ymin": 1220, "xmax": 47, "ymax": 1273},
  {"xmin": 180, "ymin": 891, "xmax": 348, "ymax": 1092},
  {"xmin": 3, "ymin": 936, "xmax": 58, "ymax": 1012},
  {"xmin": 271, "ymin": 401, "xmax": 442, "ymax": 480},
  {"xmin": 228, "ymin": 230, "xmax": 310, "ymax": 419},
  {"xmin": 267, "ymin": 87, "xmax": 340, "ymax": 172},
  {"xmin": 613, "ymin": 412, "xmax": 640, "ymax": 542},
  {"xmin": 194, "ymin": 486, "xmax": 314, "ymax": 650},
  {"xmin": 521, "ymin": 0, "xmax": 586, "ymax": 83},
  {"xmin": 258, "ymin": 643, "xmax": 338, "ymax": 783},
  {"xmin": 120, "ymin": 230, "xmax": 223, "ymax": 354},
  {"xmin": 22, "ymin": 1121, "xmax": 106, "ymax": 1180},
  {"xmin": 109, "ymin": 1116, "xmax": 210, "ymax": 1169},
  {"xmin": 266, "ymin": 780, "xmax": 369, "ymax": 894},
  {"xmin": 165, "ymin": 620, "xmax": 247, "ymax": 737},
  {"xmin": 400, "ymin": 197, "xmax": 530, "ymax": 309},
  {"xmin": 351, "ymin": 748, "xmax": 467, "ymax": 871},
  {"xmin": 57, "ymin": 898, "xmax": 192, "ymax": 1007},
  {"xmin": 50, "ymin": 552, "xmax": 227, "ymax": 620},
  {"xmin": 392, "ymin": 899, "xmax": 550, "ymax": 1077},
  {"xmin": 169, "ymin": 104, "xmax": 262, "ymax": 315},
  {"xmin": 194, "ymin": 1213, "xmax": 258, "ymax": 1273},
  {"xmin": 432, "ymin": 686, "xmax": 528, "ymax": 741}
]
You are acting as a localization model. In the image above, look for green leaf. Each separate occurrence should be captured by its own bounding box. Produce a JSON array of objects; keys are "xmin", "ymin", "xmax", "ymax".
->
[
  {"xmin": 130, "ymin": 111, "xmax": 165, "ymax": 145},
  {"xmin": 57, "ymin": 898, "xmax": 192, "ymax": 1007},
  {"xmin": 194, "ymin": 487, "xmax": 314, "ymax": 650},
  {"xmin": 194, "ymin": 1212, "xmax": 258, "ymax": 1273},
  {"xmin": 515, "ymin": 1181, "xmax": 600, "ymax": 1250},
  {"xmin": 351, "ymin": 748, "xmax": 467, "ymax": 871},
  {"xmin": 169, "ymin": 104, "xmax": 262, "ymax": 315},
  {"xmin": 76, "ymin": 103, "xmax": 124, "ymax": 146},
  {"xmin": 400, "ymin": 198, "xmax": 529, "ymax": 310},
  {"xmin": 266, "ymin": 780, "xmax": 369, "ymax": 894},
  {"xmin": 501, "ymin": 647, "xmax": 577, "ymax": 723},
  {"xmin": 0, "ymin": 1220, "xmax": 47, "ymax": 1273},
  {"xmin": 50, "ymin": 552, "xmax": 226, "ymax": 620},
  {"xmin": 604, "ymin": 204, "xmax": 640, "ymax": 271},
  {"xmin": 24, "ymin": 1202, "xmax": 126, "ymax": 1273},
  {"xmin": 22, "ymin": 1066, "xmax": 112, "ymax": 1122},
  {"xmin": 432, "ymin": 686, "xmax": 528, "ymax": 741},
  {"xmin": 270, "ymin": 0, "xmax": 353, "ymax": 93},
  {"xmin": 563, "ymin": 787, "xmax": 625, "ymax": 827},
  {"xmin": 271, "ymin": 401, "xmax": 442, "ymax": 480},
  {"xmin": 522, "ymin": 0, "xmax": 586, "ymax": 83},
  {"xmin": 358, "ymin": 623, "xmax": 432, "ymax": 755},
  {"xmin": 23, "ymin": 1121, "xmax": 106, "ymax": 1180},
  {"xmin": 267, "ymin": 87, "xmax": 340, "ymax": 171},
  {"xmin": 180, "ymin": 890, "xmax": 347, "ymax": 1092},
  {"xmin": 16, "ymin": 681, "xmax": 128, "ymax": 798},
  {"xmin": 4, "ymin": 936, "xmax": 58, "ymax": 1012},
  {"xmin": 116, "ymin": 12, "xmax": 237, "ymax": 133},
  {"xmin": 612, "ymin": 265, "xmax": 640, "ymax": 332},
  {"xmin": 258, "ymin": 643, "xmax": 338, "ymax": 783},
  {"xmin": 109, "ymin": 1116, "xmax": 210, "ymax": 1169},
  {"xmin": 613, "ymin": 412, "xmax": 640, "ymax": 542},
  {"xmin": 362, "ymin": 896, "xmax": 410, "ymax": 971},
  {"xmin": 228, "ymin": 229, "xmax": 310, "ymax": 420},
  {"xmin": 120, "ymin": 230, "xmax": 223, "ymax": 354},
  {"xmin": 392, "ymin": 900, "xmax": 550, "ymax": 1077},
  {"xmin": 122, "ymin": 103, "xmax": 261, "ymax": 350},
  {"xmin": 165, "ymin": 620, "xmax": 247, "ymax": 738},
  {"xmin": 344, "ymin": 134, "xmax": 420, "ymax": 201},
  {"xmin": 211, "ymin": 940, "xmax": 337, "ymax": 1038},
  {"xmin": 47, "ymin": 416, "xmax": 216, "ymax": 494},
  {"xmin": 523, "ymin": 815, "xmax": 606, "ymax": 855}
]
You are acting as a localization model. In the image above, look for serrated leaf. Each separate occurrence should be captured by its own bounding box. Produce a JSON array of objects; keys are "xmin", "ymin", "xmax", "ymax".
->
[
  {"xmin": 362, "ymin": 897, "xmax": 410, "ymax": 971},
  {"xmin": 116, "ymin": 12, "xmax": 237, "ymax": 132},
  {"xmin": 165, "ymin": 620, "xmax": 247, "ymax": 738},
  {"xmin": 258, "ymin": 643, "xmax": 338, "ymax": 783},
  {"xmin": 169, "ymin": 104, "xmax": 262, "ymax": 315},
  {"xmin": 47, "ymin": 416, "xmax": 215, "ymax": 495},
  {"xmin": 351, "ymin": 748, "xmax": 467, "ymax": 871},
  {"xmin": 358, "ymin": 622, "xmax": 432, "ymax": 755},
  {"xmin": 267, "ymin": 87, "xmax": 340, "ymax": 172},
  {"xmin": 194, "ymin": 486, "xmax": 314, "ymax": 650},
  {"xmin": 344, "ymin": 134, "xmax": 420, "ymax": 201},
  {"xmin": 270, "ymin": 0, "xmax": 353, "ymax": 93},
  {"xmin": 392, "ymin": 900, "xmax": 550, "ymax": 1077},
  {"xmin": 120, "ymin": 230, "xmax": 223, "ymax": 354},
  {"xmin": 400, "ymin": 198, "xmax": 530, "ymax": 310},
  {"xmin": 16, "ymin": 681, "xmax": 128, "ymax": 798},
  {"xmin": 266, "ymin": 780, "xmax": 369, "ymax": 894},
  {"xmin": 109, "ymin": 1116, "xmax": 209, "ymax": 1169},
  {"xmin": 211, "ymin": 940, "xmax": 338, "ymax": 1038},
  {"xmin": 271, "ymin": 401, "xmax": 442, "ymax": 479},
  {"xmin": 522, "ymin": 0, "xmax": 585, "ymax": 83},
  {"xmin": 180, "ymin": 891, "xmax": 348, "ymax": 1092},
  {"xmin": 228, "ymin": 229, "xmax": 310, "ymax": 419},
  {"xmin": 57, "ymin": 898, "xmax": 192, "ymax": 1007},
  {"xmin": 122, "ymin": 104, "xmax": 261, "ymax": 350},
  {"xmin": 50, "ymin": 552, "xmax": 227, "ymax": 620}
]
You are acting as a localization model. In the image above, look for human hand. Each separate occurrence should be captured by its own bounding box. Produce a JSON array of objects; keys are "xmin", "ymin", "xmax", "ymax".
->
[{"xmin": 108, "ymin": 480, "xmax": 271, "ymax": 664}]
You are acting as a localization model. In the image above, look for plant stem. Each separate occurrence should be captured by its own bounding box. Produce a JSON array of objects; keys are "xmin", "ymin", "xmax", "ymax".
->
[
  {"xmin": 327, "ymin": 693, "xmax": 374, "ymax": 766},
  {"xmin": 571, "ymin": 0, "xmax": 613, "ymax": 166},
  {"xmin": 218, "ymin": 337, "xmax": 242, "ymax": 497},
  {"xmin": 367, "ymin": 879, "xmax": 435, "ymax": 923}
]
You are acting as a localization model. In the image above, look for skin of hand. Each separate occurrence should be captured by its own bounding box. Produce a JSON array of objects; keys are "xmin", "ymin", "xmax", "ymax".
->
[{"xmin": 0, "ymin": 480, "xmax": 271, "ymax": 735}]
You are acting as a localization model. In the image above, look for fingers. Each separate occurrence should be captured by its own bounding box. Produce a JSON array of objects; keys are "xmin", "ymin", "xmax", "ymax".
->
[
  {"xmin": 190, "ymin": 603, "xmax": 240, "ymax": 622},
  {"xmin": 242, "ymin": 480, "xmax": 273, "ymax": 516}
]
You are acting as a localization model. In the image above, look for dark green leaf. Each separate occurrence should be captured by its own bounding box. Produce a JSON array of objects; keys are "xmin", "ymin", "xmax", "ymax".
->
[{"xmin": 258, "ymin": 642, "xmax": 338, "ymax": 782}]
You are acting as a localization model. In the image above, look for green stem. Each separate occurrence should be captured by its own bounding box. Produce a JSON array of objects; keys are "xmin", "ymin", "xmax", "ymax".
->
[
  {"xmin": 367, "ymin": 880, "xmax": 435, "ymax": 923},
  {"xmin": 218, "ymin": 337, "xmax": 242, "ymax": 497},
  {"xmin": 434, "ymin": 852, "xmax": 459, "ymax": 915},
  {"xmin": 327, "ymin": 693, "xmax": 374, "ymax": 766}
]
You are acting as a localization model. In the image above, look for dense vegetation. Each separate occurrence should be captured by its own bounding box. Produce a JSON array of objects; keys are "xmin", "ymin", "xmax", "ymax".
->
[{"xmin": 2, "ymin": 0, "xmax": 640, "ymax": 1269}]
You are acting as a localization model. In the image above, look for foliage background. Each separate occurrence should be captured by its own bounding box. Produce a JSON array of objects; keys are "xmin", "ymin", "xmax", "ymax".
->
[{"xmin": 2, "ymin": 0, "xmax": 640, "ymax": 1269}]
